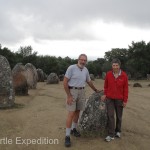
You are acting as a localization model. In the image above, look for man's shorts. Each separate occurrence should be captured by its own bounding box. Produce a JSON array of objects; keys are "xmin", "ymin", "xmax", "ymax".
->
[{"xmin": 66, "ymin": 88, "xmax": 86, "ymax": 111}]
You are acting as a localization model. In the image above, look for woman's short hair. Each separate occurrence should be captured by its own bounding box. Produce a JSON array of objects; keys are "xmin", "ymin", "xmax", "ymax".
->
[{"xmin": 111, "ymin": 58, "xmax": 121, "ymax": 66}]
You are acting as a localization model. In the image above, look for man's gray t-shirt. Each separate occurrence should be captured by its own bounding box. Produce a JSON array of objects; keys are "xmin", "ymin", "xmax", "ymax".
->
[{"xmin": 65, "ymin": 64, "xmax": 91, "ymax": 87}]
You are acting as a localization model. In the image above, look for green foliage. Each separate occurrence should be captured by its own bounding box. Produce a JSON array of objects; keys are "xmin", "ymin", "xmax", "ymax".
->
[
  {"xmin": 102, "ymin": 61, "xmax": 111, "ymax": 72},
  {"xmin": 86, "ymin": 61, "xmax": 97, "ymax": 75},
  {"xmin": 1, "ymin": 40, "xmax": 150, "ymax": 79},
  {"xmin": 93, "ymin": 58, "xmax": 105, "ymax": 76},
  {"xmin": 127, "ymin": 41, "xmax": 150, "ymax": 78},
  {"xmin": 17, "ymin": 46, "xmax": 37, "ymax": 58},
  {"xmin": 0, "ymin": 46, "xmax": 16, "ymax": 69},
  {"xmin": 86, "ymin": 58, "xmax": 106, "ymax": 76},
  {"xmin": 104, "ymin": 48, "xmax": 128, "ymax": 71}
]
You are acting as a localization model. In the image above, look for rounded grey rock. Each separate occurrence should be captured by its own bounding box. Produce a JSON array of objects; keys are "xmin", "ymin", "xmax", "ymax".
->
[{"xmin": 0, "ymin": 55, "xmax": 15, "ymax": 108}]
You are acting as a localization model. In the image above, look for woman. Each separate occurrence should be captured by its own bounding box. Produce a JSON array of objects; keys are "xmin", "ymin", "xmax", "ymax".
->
[{"xmin": 101, "ymin": 58, "xmax": 128, "ymax": 142}]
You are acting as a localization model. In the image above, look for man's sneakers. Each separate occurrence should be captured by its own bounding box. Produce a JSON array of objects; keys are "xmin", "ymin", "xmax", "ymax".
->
[
  {"xmin": 65, "ymin": 128, "xmax": 81, "ymax": 147},
  {"xmin": 115, "ymin": 132, "xmax": 121, "ymax": 138},
  {"xmin": 71, "ymin": 128, "xmax": 81, "ymax": 137},
  {"xmin": 65, "ymin": 136, "xmax": 71, "ymax": 147},
  {"xmin": 105, "ymin": 136, "xmax": 114, "ymax": 142}
]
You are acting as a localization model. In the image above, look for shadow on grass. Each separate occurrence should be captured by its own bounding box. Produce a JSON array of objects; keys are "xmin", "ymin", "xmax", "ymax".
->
[{"xmin": 79, "ymin": 128, "xmax": 107, "ymax": 138}]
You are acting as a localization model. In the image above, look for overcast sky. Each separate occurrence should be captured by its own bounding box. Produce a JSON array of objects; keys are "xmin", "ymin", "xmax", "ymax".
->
[{"xmin": 0, "ymin": 0, "xmax": 150, "ymax": 60}]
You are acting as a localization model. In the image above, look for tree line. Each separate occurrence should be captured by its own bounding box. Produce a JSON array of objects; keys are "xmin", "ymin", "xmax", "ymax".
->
[{"xmin": 0, "ymin": 41, "xmax": 150, "ymax": 79}]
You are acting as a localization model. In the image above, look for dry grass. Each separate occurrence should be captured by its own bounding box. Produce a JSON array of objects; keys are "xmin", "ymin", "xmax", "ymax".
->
[{"xmin": 0, "ymin": 79, "xmax": 150, "ymax": 150}]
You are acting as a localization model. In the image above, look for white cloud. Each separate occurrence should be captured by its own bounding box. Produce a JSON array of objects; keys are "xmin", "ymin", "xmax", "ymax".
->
[{"xmin": 1, "ymin": 0, "xmax": 150, "ymax": 60}]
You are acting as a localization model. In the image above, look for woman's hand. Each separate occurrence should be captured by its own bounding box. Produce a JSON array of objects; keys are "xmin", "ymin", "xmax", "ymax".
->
[{"xmin": 101, "ymin": 95, "xmax": 106, "ymax": 101}]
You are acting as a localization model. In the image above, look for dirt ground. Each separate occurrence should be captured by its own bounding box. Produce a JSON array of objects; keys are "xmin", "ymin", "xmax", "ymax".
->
[{"xmin": 0, "ymin": 79, "xmax": 150, "ymax": 150}]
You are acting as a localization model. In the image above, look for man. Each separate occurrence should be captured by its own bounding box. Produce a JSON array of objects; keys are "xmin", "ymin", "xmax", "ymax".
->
[
  {"xmin": 63, "ymin": 54, "xmax": 99, "ymax": 147},
  {"xmin": 101, "ymin": 58, "xmax": 128, "ymax": 142}
]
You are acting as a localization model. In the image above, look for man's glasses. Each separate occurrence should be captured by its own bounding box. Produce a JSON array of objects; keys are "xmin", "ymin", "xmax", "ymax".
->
[{"xmin": 79, "ymin": 59, "xmax": 87, "ymax": 62}]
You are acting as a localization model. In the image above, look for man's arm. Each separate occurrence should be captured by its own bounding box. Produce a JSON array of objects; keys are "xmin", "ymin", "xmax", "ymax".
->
[
  {"xmin": 63, "ymin": 76, "xmax": 73, "ymax": 105},
  {"xmin": 86, "ymin": 80, "xmax": 99, "ymax": 92},
  {"xmin": 63, "ymin": 77, "xmax": 71, "ymax": 97}
]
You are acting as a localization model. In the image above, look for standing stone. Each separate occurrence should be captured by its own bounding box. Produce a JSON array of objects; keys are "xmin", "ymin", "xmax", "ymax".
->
[
  {"xmin": 47, "ymin": 73, "xmax": 59, "ymax": 84},
  {"xmin": 12, "ymin": 63, "xmax": 28, "ymax": 95},
  {"xmin": 127, "ymin": 72, "xmax": 131, "ymax": 80},
  {"xmin": 25, "ymin": 63, "xmax": 38, "ymax": 89},
  {"xmin": 78, "ymin": 91, "xmax": 107, "ymax": 136},
  {"xmin": 37, "ymin": 68, "xmax": 45, "ymax": 82},
  {"xmin": 59, "ymin": 74, "xmax": 64, "ymax": 81},
  {"xmin": 90, "ymin": 74, "xmax": 95, "ymax": 81},
  {"xmin": 102, "ymin": 72, "xmax": 106, "ymax": 80},
  {"xmin": 133, "ymin": 83, "xmax": 142, "ymax": 87},
  {"xmin": 0, "ymin": 55, "xmax": 15, "ymax": 108},
  {"xmin": 44, "ymin": 72, "xmax": 48, "ymax": 81}
]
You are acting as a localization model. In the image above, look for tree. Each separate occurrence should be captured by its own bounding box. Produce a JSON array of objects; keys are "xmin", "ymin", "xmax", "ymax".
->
[
  {"xmin": 92, "ymin": 58, "xmax": 106, "ymax": 76},
  {"xmin": 126, "ymin": 41, "xmax": 150, "ymax": 78},
  {"xmin": 17, "ymin": 46, "xmax": 37, "ymax": 58},
  {"xmin": 35, "ymin": 55, "xmax": 60, "ymax": 75},
  {"xmin": 0, "ymin": 45, "xmax": 16, "ymax": 69},
  {"xmin": 102, "ymin": 61, "xmax": 111, "ymax": 73},
  {"xmin": 86, "ymin": 61, "xmax": 97, "ymax": 75},
  {"xmin": 104, "ymin": 48, "xmax": 128, "ymax": 71}
]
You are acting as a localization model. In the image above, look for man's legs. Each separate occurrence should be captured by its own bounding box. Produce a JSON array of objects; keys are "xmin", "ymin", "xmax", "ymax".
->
[
  {"xmin": 72, "ymin": 110, "xmax": 80, "ymax": 125},
  {"xmin": 66, "ymin": 111, "xmax": 75, "ymax": 135},
  {"xmin": 65, "ymin": 89, "xmax": 84, "ymax": 146},
  {"xmin": 65, "ymin": 110, "xmax": 81, "ymax": 146},
  {"xmin": 71, "ymin": 89, "xmax": 85, "ymax": 136},
  {"xmin": 72, "ymin": 88, "xmax": 85, "ymax": 127},
  {"xmin": 71, "ymin": 110, "xmax": 81, "ymax": 137},
  {"xmin": 65, "ymin": 111, "xmax": 75, "ymax": 147},
  {"xmin": 71, "ymin": 110, "xmax": 80, "ymax": 129}
]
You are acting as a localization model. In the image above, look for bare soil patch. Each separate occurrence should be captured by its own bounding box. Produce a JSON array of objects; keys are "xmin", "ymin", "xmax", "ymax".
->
[{"xmin": 0, "ymin": 79, "xmax": 149, "ymax": 150}]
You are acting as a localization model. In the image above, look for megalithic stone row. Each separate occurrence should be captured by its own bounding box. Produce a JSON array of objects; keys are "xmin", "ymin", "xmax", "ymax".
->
[
  {"xmin": 37, "ymin": 68, "xmax": 45, "ymax": 82},
  {"xmin": 78, "ymin": 91, "xmax": 107, "ymax": 136},
  {"xmin": 47, "ymin": 73, "xmax": 59, "ymax": 84},
  {"xmin": 0, "ymin": 55, "xmax": 15, "ymax": 108},
  {"xmin": 12, "ymin": 63, "xmax": 28, "ymax": 96},
  {"xmin": 90, "ymin": 74, "xmax": 95, "ymax": 81},
  {"xmin": 59, "ymin": 74, "xmax": 64, "ymax": 81},
  {"xmin": 25, "ymin": 63, "xmax": 38, "ymax": 89}
]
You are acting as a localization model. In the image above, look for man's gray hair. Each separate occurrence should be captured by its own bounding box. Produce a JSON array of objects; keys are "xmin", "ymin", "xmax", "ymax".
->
[
  {"xmin": 78, "ymin": 54, "xmax": 87, "ymax": 60},
  {"xmin": 111, "ymin": 58, "xmax": 121, "ymax": 66}
]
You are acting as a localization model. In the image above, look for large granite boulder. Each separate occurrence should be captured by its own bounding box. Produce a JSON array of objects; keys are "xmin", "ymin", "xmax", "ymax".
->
[
  {"xmin": 37, "ymin": 68, "xmax": 45, "ymax": 82},
  {"xmin": 147, "ymin": 74, "xmax": 150, "ymax": 80},
  {"xmin": 25, "ymin": 63, "xmax": 38, "ymax": 89},
  {"xmin": 133, "ymin": 83, "xmax": 142, "ymax": 87},
  {"xmin": 90, "ymin": 74, "xmax": 95, "ymax": 81},
  {"xmin": 78, "ymin": 91, "xmax": 107, "ymax": 136},
  {"xmin": 47, "ymin": 73, "xmax": 59, "ymax": 84},
  {"xmin": 127, "ymin": 72, "xmax": 131, "ymax": 80},
  {"xmin": 0, "ymin": 55, "xmax": 15, "ymax": 108},
  {"xmin": 102, "ymin": 72, "xmax": 106, "ymax": 80},
  {"xmin": 12, "ymin": 63, "xmax": 28, "ymax": 96},
  {"xmin": 59, "ymin": 74, "xmax": 64, "ymax": 81}
]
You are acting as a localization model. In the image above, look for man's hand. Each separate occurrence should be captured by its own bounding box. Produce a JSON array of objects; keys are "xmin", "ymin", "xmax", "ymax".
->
[
  {"xmin": 66, "ymin": 95, "xmax": 73, "ymax": 105},
  {"xmin": 94, "ymin": 89, "xmax": 100, "ymax": 93}
]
